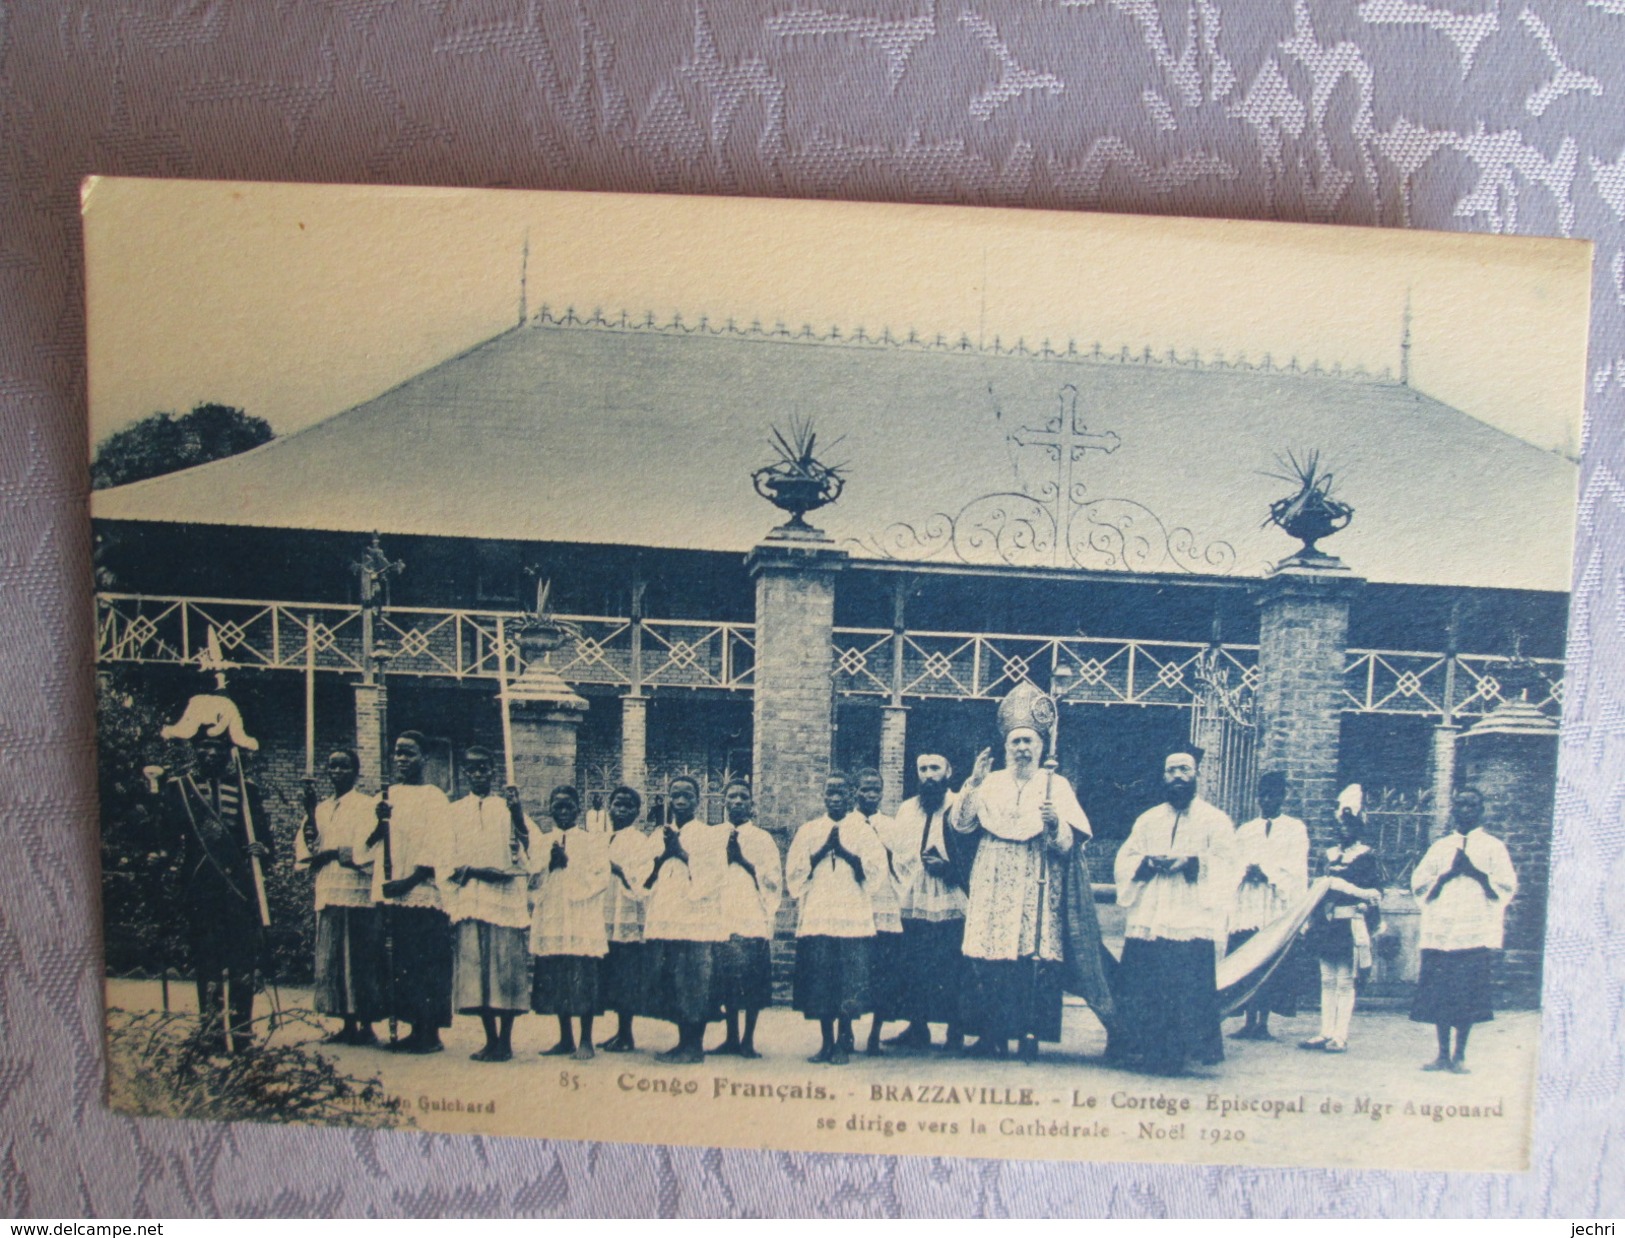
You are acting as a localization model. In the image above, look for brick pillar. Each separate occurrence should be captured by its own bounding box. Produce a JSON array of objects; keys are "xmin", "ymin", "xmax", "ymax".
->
[
  {"xmin": 620, "ymin": 693, "xmax": 648, "ymax": 794},
  {"xmin": 507, "ymin": 657, "xmax": 589, "ymax": 811},
  {"xmin": 1456, "ymin": 699, "xmax": 1558, "ymax": 1010},
  {"xmin": 1429, "ymin": 724, "xmax": 1460, "ymax": 841},
  {"xmin": 353, "ymin": 681, "xmax": 388, "ymax": 792},
  {"xmin": 747, "ymin": 536, "xmax": 847, "ymax": 836},
  {"xmin": 879, "ymin": 705, "xmax": 908, "ymax": 814},
  {"xmin": 1255, "ymin": 559, "xmax": 1362, "ymax": 853},
  {"xmin": 510, "ymin": 701, "xmax": 587, "ymax": 809}
]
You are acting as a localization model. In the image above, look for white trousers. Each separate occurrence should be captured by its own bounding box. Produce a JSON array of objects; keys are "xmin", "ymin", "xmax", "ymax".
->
[{"xmin": 1318, "ymin": 959, "xmax": 1356, "ymax": 1043}]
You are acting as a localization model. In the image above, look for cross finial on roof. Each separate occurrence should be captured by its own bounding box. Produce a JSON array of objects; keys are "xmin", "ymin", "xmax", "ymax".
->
[
  {"xmin": 519, "ymin": 230, "xmax": 530, "ymax": 327},
  {"xmin": 1400, "ymin": 287, "xmax": 1413, "ymax": 386}
]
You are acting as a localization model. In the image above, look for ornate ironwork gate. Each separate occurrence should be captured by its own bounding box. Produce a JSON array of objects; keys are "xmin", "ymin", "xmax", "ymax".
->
[{"xmin": 1189, "ymin": 644, "xmax": 1259, "ymax": 825}]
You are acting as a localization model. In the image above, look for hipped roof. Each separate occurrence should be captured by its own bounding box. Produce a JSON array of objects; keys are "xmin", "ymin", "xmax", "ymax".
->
[{"xmin": 91, "ymin": 314, "xmax": 1579, "ymax": 592}]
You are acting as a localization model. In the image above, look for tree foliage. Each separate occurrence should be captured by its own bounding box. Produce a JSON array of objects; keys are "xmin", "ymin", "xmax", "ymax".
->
[
  {"xmin": 97, "ymin": 669, "xmax": 317, "ymax": 985},
  {"xmin": 92, "ymin": 402, "xmax": 273, "ymax": 490}
]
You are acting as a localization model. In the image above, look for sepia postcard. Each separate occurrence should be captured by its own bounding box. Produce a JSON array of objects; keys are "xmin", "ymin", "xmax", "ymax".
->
[{"xmin": 85, "ymin": 177, "xmax": 1589, "ymax": 1172}]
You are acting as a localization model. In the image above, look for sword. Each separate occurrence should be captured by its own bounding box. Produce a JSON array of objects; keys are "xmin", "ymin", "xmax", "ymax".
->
[{"xmin": 230, "ymin": 748, "xmax": 281, "ymax": 1036}]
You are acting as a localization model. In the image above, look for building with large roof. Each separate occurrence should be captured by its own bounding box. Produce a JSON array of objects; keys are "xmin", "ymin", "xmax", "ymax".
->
[{"xmin": 92, "ymin": 307, "xmax": 1573, "ymax": 1005}]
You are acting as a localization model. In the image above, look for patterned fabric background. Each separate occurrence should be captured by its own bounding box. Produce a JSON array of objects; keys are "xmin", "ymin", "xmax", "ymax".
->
[{"xmin": 2, "ymin": 0, "xmax": 1622, "ymax": 1217}]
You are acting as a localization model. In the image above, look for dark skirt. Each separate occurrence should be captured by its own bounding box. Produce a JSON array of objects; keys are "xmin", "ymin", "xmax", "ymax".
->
[
  {"xmin": 958, "ymin": 957, "xmax": 1064, "ymax": 1043},
  {"xmin": 642, "ymin": 939, "xmax": 721, "ymax": 1025},
  {"xmin": 531, "ymin": 954, "xmax": 603, "ymax": 1017},
  {"xmin": 313, "ymin": 905, "xmax": 386, "ymax": 1020},
  {"xmin": 385, "ymin": 905, "xmax": 453, "ymax": 1030},
  {"xmin": 1114, "ymin": 936, "xmax": 1222, "ymax": 1072},
  {"xmin": 601, "ymin": 940, "xmax": 646, "ymax": 1013},
  {"xmin": 714, "ymin": 936, "xmax": 773, "ymax": 1011},
  {"xmin": 898, "ymin": 917, "xmax": 965, "ymax": 1025},
  {"xmin": 452, "ymin": 920, "xmax": 530, "ymax": 1015},
  {"xmin": 185, "ymin": 881, "xmax": 264, "ymax": 987},
  {"xmin": 1226, "ymin": 927, "xmax": 1302, "ymax": 1018},
  {"xmin": 869, "ymin": 929, "xmax": 908, "ymax": 1020},
  {"xmin": 792, "ymin": 935, "xmax": 872, "ymax": 1020},
  {"xmin": 1410, "ymin": 947, "xmax": 1495, "ymax": 1027}
]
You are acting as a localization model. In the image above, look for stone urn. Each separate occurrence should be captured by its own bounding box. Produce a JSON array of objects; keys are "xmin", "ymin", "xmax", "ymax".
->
[{"xmin": 752, "ymin": 417, "xmax": 846, "ymax": 536}]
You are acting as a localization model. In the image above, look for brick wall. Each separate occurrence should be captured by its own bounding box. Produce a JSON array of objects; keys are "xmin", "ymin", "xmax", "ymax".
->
[
  {"xmin": 749, "ymin": 541, "xmax": 845, "ymax": 841},
  {"xmin": 1256, "ymin": 566, "xmax": 1360, "ymax": 854}
]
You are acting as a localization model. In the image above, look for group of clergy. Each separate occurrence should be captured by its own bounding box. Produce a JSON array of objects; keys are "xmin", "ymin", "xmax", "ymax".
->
[{"xmin": 149, "ymin": 677, "xmax": 1518, "ymax": 1076}]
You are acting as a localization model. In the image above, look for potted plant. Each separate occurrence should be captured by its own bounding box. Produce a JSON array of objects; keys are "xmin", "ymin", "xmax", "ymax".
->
[
  {"xmin": 752, "ymin": 416, "xmax": 847, "ymax": 533},
  {"xmin": 1264, "ymin": 449, "xmax": 1354, "ymax": 561}
]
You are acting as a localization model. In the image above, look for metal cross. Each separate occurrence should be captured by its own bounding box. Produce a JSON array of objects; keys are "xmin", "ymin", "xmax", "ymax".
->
[
  {"xmin": 352, "ymin": 533, "xmax": 404, "ymax": 685},
  {"xmin": 1008, "ymin": 385, "xmax": 1121, "ymax": 564},
  {"xmin": 352, "ymin": 532, "xmax": 405, "ymax": 613}
]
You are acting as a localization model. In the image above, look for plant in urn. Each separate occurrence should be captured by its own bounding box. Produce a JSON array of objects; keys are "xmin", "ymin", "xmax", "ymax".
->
[
  {"xmin": 1264, "ymin": 449, "xmax": 1354, "ymax": 567},
  {"xmin": 507, "ymin": 577, "xmax": 587, "ymax": 709},
  {"xmin": 752, "ymin": 416, "xmax": 847, "ymax": 539}
]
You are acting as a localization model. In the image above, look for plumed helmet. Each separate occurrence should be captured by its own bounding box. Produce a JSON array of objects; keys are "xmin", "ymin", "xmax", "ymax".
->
[
  {"xmin": 160, "ymin": 692, "xmax": 260, "ymax": 751},
  {"xmin": 996, "ymin": 681, "xmax": 1056, "ymax": 741},
  {"xmin": 1337, "ymin": 783, "xmax": 1363, "ymax": 816}
]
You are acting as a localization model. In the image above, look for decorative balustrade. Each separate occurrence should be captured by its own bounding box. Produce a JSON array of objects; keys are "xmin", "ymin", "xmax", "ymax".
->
[
  {"xmin": 95, "ymin": 594, "xmax": 756, "ymax": 692},
  {"xmin": 96, "ymin": 594, "xmax": 1563, "ymax": 718},
  {"xmin": 831, "ymin": 627, "xmax": 1260, "ymax": 708},
  {"xmin": 1342, "ymin": 648, "xmax": 1563, "ymax": 720}
]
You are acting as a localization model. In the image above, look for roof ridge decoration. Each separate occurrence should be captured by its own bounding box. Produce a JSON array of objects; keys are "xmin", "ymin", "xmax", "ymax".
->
[
  {"xmin": 530, "ymin": 303, "xmax": 1398, "ymax": 384},
  {"xmin": 847, "ymin": 384, "xmax": 1239, "ymax": 575}
]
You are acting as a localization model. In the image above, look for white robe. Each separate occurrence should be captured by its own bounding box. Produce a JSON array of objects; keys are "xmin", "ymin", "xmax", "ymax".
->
[
  {"xmin": 528, "ymin": 826, "xmax": 611, "ymax": 958},
  {"xmin": 642, "ymin": 820, "xmax": 729, "ymax": 943},
  {"xmin": 1229, "ymin": 814, "xmax": 1309, "ymax": 935},
  {"xmin": 786, "ymin": 815, "xmax": 889, "ymax": 938},
  {"xmin": 719, "ymin": 821, "xmax": 785, "ymax": 940},
  {"xmin": 880, "ymin": 793, "xmax": 967, "ymax": 922},
  {"xmin": 1115, "ymin": 798, "xmax": 1237, "ymax": 944},
  {"xmin": 1411, "ymin": 828, "xmax": 1517, "ymax": 951},
  {"xmin": 859, "ymin": 812, "xmax": 904, "ymax": 932},
  {"xmin": 442, "ymin": 794, "xmax": 540, "ymax": 929},
  {"xmin": 603, "ymin": 826, "xmax": 661, "ymax": 943},
  {"xmin": 367, "ymin": 783, "xmax": 451, "ymax": 911},
  {"xmin": 294, "ymin": 789, "xmax": 377, "ymax": 911},
  {"xmin": 951, "ymin": 768, "xmax": 1089, "ymax": 962}
]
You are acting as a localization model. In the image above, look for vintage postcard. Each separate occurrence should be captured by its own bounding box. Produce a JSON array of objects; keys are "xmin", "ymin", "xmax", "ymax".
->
[{"xmin": 85, "ymin": 178, "xmax": 1588, "ymax": 1171}]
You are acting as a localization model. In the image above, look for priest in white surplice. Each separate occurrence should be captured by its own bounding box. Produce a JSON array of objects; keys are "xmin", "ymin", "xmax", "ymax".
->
[
  {"xmin": 950, "ymin": 682, "xmax": 1093, "ymax": 1062},
  {"xmin": 872, "ymin": 753, "xmax": 966, "ymax": 1052},
  {"xmin": 1113, "ymin": 748, "xmax": 1238, "ymax": 1074},
  {"xmin": 1226, "ymin": 770, "xmax": 1309, "ymax": 1041}
]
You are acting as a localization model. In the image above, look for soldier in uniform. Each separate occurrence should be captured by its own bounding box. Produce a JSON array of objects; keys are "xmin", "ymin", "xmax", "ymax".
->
[{"xmin": 147, "ymin": 699, "xmax": 272, "ymax": 1054}]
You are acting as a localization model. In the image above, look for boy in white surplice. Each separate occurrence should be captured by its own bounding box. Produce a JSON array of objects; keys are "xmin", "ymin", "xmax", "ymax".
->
[
  {"xmin": 1226, "ymin": 771, "xmax": 1308, "ymax": 1041},
  {"xmin": 528, "ymin": 784, "xmax": 612, "ymax": 1061},
  {"xmin": 442, "ymin": 746, "xmax": 539, "ymax": 1062},
  {"xmin": 712, "ymin": 778, "xmax": 783, "ymax": 1059},
  {"xmin": 296, "ymin": 748, "xmax": 382, "ymax": 1046}
]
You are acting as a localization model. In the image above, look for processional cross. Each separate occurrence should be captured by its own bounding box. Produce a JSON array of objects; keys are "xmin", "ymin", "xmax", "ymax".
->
[
  {"xmin": 352, "ymin": 532, "xmax": 405, "ymax": 684},
  {"xmin": 1008, "ymin": 385, "xmax": 1121, "ymax": 566}
]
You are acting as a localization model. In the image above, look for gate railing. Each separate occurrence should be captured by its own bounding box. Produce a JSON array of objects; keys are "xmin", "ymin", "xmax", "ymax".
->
[
  {"xmin": 96, "ymin": 594, "xmax": 1562, "ymax": 719},
  {"xmin": 1341, "ymin": 648, "xmax": 1563, "ymax": 720},
  {"xmin": 1363, "ymin": 786, "xmax": 1437, "ymax": 886},
  {"xmin": 831, "ymin": 627, "xmax": 1260, "ymax": 707},
  {"xmin": 94, "ymin": 593, "xmax": 756, "ymax": 691}
]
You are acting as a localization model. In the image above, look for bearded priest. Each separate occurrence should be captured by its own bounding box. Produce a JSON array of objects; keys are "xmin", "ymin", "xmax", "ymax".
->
[{"xmin": 1113, "ymin": 747, "xmax": 1239, "ymax": 1075}]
